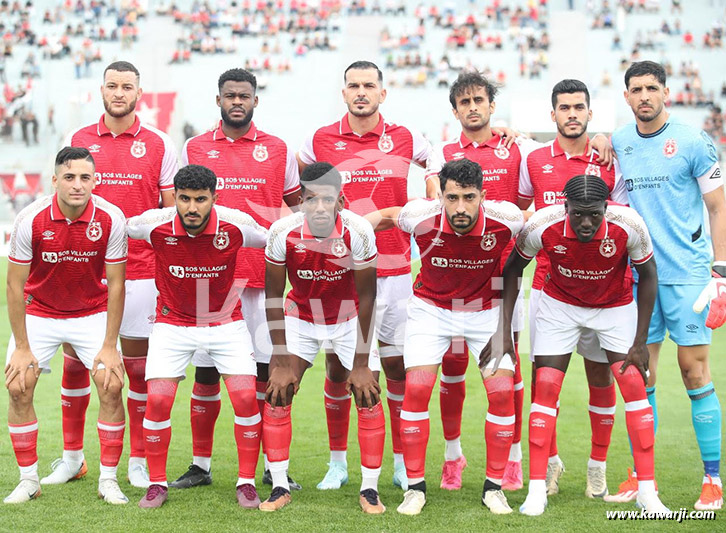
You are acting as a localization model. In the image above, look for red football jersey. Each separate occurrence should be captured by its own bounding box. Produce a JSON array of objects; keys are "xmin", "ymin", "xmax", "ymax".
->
[
  {"xmin": 265, "ymin": 209, "xmax": 377, "ymax": 324},
  {"xmin": 66, "ymin": 115, "xmax": 179, "ymax": 280},
  {"xmin": 397, "ymin": 198, "xmax": 524, "ymax": 311},
  {"xmin": 298, "ymin": 113, "xmax": 431, "ymax": 277},
  {"xmin": 182, "ymin": 121, "xmax": 300, "ymax": 288},
  {"xmin": 426, "ymin": 132, "xmax": 524, "ymax": 203},
  {"xmin": 9, "ymin": 194, "xmax": 127, "ymax": 319},
  {"xmin": 518, "ymin": 138, "xmax": 628, "ymax": 289},
  {"xmin": 516, "ymin": 204, "xmax": 653, "ymax": 308},
  {"xmin": 127, "ymin": 205, "xmax": 267, "ymax": 327}
]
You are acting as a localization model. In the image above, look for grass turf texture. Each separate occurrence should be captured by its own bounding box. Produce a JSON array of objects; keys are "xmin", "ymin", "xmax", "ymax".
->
[{"xmin": 0, "ymin": 259, "xmax": 723, "ymax": 532}]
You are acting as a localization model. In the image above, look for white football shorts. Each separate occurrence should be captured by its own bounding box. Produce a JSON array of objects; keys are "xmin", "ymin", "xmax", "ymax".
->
[
  {"xmin": 285, "ymin": 315, "xmax": 381, "ymax": 371},
  {"xmin": 403, "ymin": 297, "xmax": 514, "ymax": 372},
  {"xmin": 146, "ymin": 321, "xmax": 256, "ymax": 380},
  {"xmin": 7, "ymin": 312, "xmax": 110, "ymax": 372},
  {"xmin": 532, "ymin": 291, "xmax": 637, "ymax": 360}
]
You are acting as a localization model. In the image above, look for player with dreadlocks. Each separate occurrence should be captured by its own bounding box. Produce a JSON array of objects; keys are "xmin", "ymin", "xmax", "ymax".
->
[{"xmin": 481, "ymin": 174, "xmax": 669, "ymax": 516}]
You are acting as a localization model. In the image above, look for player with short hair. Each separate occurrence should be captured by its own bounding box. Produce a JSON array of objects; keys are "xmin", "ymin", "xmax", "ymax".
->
[
  {"xmin": 485, "ymin": 174, "xmax": 668, "ymax": 516},
  {"xmin": 261, "ymin": 162, "xmax": 384, "ymax": 513},
  {"xmin": 517, "ymin": 79, "xmax": 629, "ymax": 499},
  {"xmin": 171, "ymin": 68, "xmax": 301, "ymax": 491},
  {"xmin": 367, "ymin": 158, "xmax": 524, "ymax": 515},
  {"xmin": 5, "ymin": 147, "xmax": 128, "ymax": 505},
  {"xmin": 126, "ymin": 165, "xmax": 267, "ymax": 509},
  {"xmin": 52, "ymin": 60, "xmax": 179, "ymax": 489},
  {"xmin": 426, "ymin": 72, "xmax": 615, "ymax": 492},
  {"xmin": 297, "ymin": 60, "xmax": 432, "ymax": 491},
  {"xmin": 609, "ymin": 60, "xmax": 725, "ymax": 510}
]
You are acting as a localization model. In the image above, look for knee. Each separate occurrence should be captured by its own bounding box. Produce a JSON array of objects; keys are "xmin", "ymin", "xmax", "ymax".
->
[
  {"xmin": 7, "ymin": 382, "xmax": 34, "ymax": 406},
  {"xmin": 195, "ymin": 365, "xmax": 221, "ymax": 385},
  {"xmin": 381, "ymin": 356, "xmax": 405, "ymax": 379},
  {"xmin": 585, "ymin": 361, "xmax": 613, "ymax": 387},
  {"xmin": 680, "ymin": 360, "xmax": 709, "ymax": 389}
]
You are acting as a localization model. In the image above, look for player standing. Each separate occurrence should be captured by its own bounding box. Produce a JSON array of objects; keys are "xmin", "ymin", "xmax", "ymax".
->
[
  {"xmin": 48, "ymin": 61, "xmax": 178, "ymax": 489},
  {"xmin": 261, "ymin": 162, "xmax": 384, "ymax": 513},
  {"xmin": 518, "ymin": 79, "xmax": 628, "ymax": 499},
  {"xmin": 609, "ymin": 60, "xmax": 724, "ymax": 510},
  {"xmin": 297, "ymin": 60, "xmax": 432, "ymax": 490},
  {"xmin": 367, "ymin": 159, "xmax": 524, "ymax": 515},
  {"xmin": 127, "ymin": 165, "xmax": 267, "ymax": 508},
  {"xmin": 486, "ymin": 174, "xmax": 669, "ymax": 516},
  {"xmin": 170, "ymin": 68, "xmax": 301, "ymax": 490},
  {"xmin": 5, "ymin": 147, "xmax": 128, "ymax": 505}
]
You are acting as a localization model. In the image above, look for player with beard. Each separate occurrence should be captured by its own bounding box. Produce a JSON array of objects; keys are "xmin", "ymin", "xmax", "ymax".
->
[
  {"xmin": 425, "ymin": 72, "xmax": 614, "ymax": 493},
  {"xmin": 297, "ymin": 61, "xmax": 432, "ymax": 492},
  {"xmin": 50, "ymin": 61, "xmax": 178, "ymax": 489},
  {"xmin": 127, "ymin": 165, "xmax": 268, "ymax": 509},
  {"xmin": 609, "ymin": 61, "xmax": 725, "ymax": 510},
  {"xmin": 171, "ymin": 69, "xmax": 302, "ymax": 493},
  {"xmin": 517, "ymin": 79, "xmax": 628, "ymax": 500},
  {"xmin": 364, "ymin": 159, "xmax": 524, "ymax": 515}
]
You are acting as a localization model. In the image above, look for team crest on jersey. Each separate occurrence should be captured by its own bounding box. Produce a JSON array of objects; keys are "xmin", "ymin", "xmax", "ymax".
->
[
  {"xmin": 213, "ymin": 231, "xmax": 230, "ymax": 250},
  {"xmin": 253, "ymin": 144, "xmax": 268, "ymax": 162},
  {"xmin": 86, "ymin": 221, "xmax": 103, "ymax": 242},
  {"xmin": 330, "ymin": 239, "xmax": 347, "ymax": 258},
  {"xmin": 663, "ymin": 138, "xmax": 678, "ymax": 158},
  {"xmin": 585, "ymin": 163, "xmax": 601, "ymax": 177},
  {"xmin": 207, "ymin": 150, "xmax": 220, "ymax": 159},
  {"xmin": 494, "ymin": 146, "xmax": 510, "ymax": 160},
  {"xmin": 378, "ymin": 134, "xmax": 394, "ymax": 153},
  {"xmin": 130, "ymin": 140, "xmax": 146, "ymax": 158},
  {"xmin": 542, "ymin": 164, "xmax": 554, "ymax": 174},
  {"xmin": 480, "ymin": 232, "xmax": 497, "ymax": 251},
  {"xmin": 599, "ymin": 238, "xmax": 617, "ymax": 258},
  {"xmin": 88, "ymin": 144, "xmax": 101, "ymax": 153}
]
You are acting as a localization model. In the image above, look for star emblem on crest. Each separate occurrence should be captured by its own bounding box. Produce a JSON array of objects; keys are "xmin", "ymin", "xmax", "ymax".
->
[
  {"xmin": 213, "ymin": 231, "xmax": 230, "ymax": 250},
  {"xmin": 599, "ymin": 238, "xmax": 617, "ymax": 258},
  {"xmin": 86, "ymin": 221, "xmax": 103, "ymax": 242},
  {"xmin": 331, "ymin": 239, "xmax": 347, "ymax": 258},
  {"xmin": 481, "ymin": 232, "xmax": 497, "ymax": 251}
]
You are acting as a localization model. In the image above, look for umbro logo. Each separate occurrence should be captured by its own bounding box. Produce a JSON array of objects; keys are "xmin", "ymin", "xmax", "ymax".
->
[
  {"xmin": 710, "ymin": 168, "xmax": 721, "ymax": 180},
  {"xmin": 334, "ymin": 141, "xmax": 347, "ymax": 151},
  {"xmin": 452, "ymin": 152, "xmax": 465, "ymax": 160},
  {"xmin": 431, "ymin": 238, "xmax": 444, "ymax": 246},
  {"xmin": 531, "ymin": 418, "xmax": 546, "ymax": 428},
  {"xmin": 554, "ymin": 244, "xmax": 567, "ymax": 254},
  {"xmin": 207, "ymin": 150, "xmax": 220, "ymax": 159},
  {"xmin": 542, "ymin": 164, "xmax": 554, "ymax": 173},
  {"xmin": 295, "ymin": 243, "xmax": 306, "ymax": 253},
  {"xmin": 42, "ymin": 230, "xmax": 55, "ymax": 240},
  {"xmin": 165, "ymin": 237, "xmax": 178, "ymax": 245},
  {"xmin": 624, "ymin": 146, "xmax": 634, "ymax": 155},
  {"xmin": 88, "ymin": 144, "xmax": 101, "ymax": 153}
]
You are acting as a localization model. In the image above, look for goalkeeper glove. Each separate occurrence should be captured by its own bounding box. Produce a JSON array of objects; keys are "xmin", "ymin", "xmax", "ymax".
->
[{"xmin": 693, "ymin": 262, "xmax": 726, "ymax": 329}]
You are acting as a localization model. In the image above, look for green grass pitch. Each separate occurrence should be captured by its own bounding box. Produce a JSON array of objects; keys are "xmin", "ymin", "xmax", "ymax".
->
[{"xmin": 0, "ymin": 259, "xmax": 723, "ymax": 532}]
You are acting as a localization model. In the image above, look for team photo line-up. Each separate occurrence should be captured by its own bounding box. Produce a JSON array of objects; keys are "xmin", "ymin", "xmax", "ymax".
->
[{"xmin": 3, "ymin": 57, "xmax": 724, "ymax": 517}]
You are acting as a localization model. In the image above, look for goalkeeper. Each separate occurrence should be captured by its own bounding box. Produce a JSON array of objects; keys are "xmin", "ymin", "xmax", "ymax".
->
[{"xmin": 610, "ymin": 60, "xmax": 725, "ymax": 511}]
